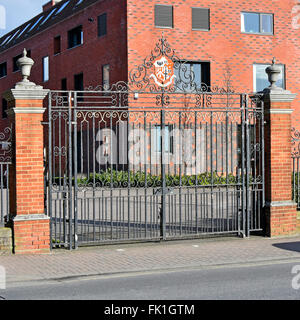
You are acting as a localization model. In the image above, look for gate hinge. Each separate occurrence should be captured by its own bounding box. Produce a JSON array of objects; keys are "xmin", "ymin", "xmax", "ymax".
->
[{"xmin": 41, "ymin": 122, "xmax": 49, "ymax": 125}]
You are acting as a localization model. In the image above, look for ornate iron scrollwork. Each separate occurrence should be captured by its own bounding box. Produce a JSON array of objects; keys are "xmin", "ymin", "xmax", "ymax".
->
[
  {"xmin": 0, "ymin": 125, "xmax": 12, "ymax": 163},
  {"xmin": 292, "ymin": 127, "xmax": 300, "ymax": 157},
  {"xmin": 49, "ymin": 35, "xmax": 242, "ymax": 109},
  {"xmin": 127, "ymin": 35, "xmax": 240, "ymax": 108},
  {"xmin": 129, "ymin": 34, "xmax": 202, "ymax": 95}
]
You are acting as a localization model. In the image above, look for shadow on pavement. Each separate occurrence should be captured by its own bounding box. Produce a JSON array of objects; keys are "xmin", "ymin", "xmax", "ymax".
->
[{"xmin": 272, "ymin": 242, "xmax": 300, "ymax": 253}]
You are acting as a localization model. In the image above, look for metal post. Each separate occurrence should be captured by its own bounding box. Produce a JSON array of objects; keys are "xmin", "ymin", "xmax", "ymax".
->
[
  {"xmin": 245, "ymin": 95, "xmax": 250, "ymax": 237},
  {"xmin": 161, "ymin": 109, "xmax": 166, "ymax": 240},
  {"xmin": 241, "ymin": 94, "xmax": 246, "ymax": 237},
  {"xmin": 48, "ymin": 93, "xmax": 53, "ymax": 250},
  {"xmin": 261, "ymin": 100, "xmax": 265, "ymax": 209},
  {"xmin": 68, "ymin": 91, "xmax": 73, "ymax": 250},
  {"xmin": 73, "ymin": 92, "xmax": 78, "ymax": 249}
]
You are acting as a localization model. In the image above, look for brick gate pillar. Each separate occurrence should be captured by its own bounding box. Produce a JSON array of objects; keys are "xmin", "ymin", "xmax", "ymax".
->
[
  {"xmin": 3, "ymin": 49, "xmax": 50, "ymax": 254},
  {"xmin": 262, "ymin": 59, "xmax": 297, "ymax": 237}
]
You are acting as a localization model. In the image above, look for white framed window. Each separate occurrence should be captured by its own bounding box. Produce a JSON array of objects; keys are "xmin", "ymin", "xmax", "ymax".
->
[
  {"xmin": 68, "ymin": 25, "xmax": 83, "ymax": 49},
  {"xmin": 253, "ymin": 63, "xmax": 285, "ymax": 92},
  {"xmin": 43, "ymin": 56, "xmax": 49, "ymax": 82},
  {"xmin": 241, "ymin": 12, "xmax": 273, "ymax": 34},
  {"xmin": 174, "ymin": 61, "xmax": 210, "ymax": 92},
  {"xmin": 102, "ymin": 64, "xmax": 110, "ymax": 90}
]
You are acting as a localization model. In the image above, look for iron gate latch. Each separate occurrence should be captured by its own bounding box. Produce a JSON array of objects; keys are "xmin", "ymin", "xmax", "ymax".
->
[{"xmin": 153, "ymin": 187, "xmax": 174, "ymax": 195}]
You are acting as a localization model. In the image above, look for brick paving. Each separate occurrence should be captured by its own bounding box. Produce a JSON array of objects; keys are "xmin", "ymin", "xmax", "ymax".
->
[{"xmin": 1, "ymin": 236, "xmax": 300, "ymax": 286}]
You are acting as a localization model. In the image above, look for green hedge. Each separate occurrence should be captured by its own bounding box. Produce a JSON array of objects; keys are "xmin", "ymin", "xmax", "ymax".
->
[
  {"xmin": 292, "ymin": 172, "xmax": 300, "ymax": 204},
  {"xmin": 75, "ymin": 169, "xmax": 238, "ymax": 188}
]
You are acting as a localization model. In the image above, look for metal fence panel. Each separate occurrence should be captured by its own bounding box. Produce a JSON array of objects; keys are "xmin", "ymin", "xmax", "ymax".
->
[
  {"xmin": 292, "ymin": 127, "xmax": 300, "ymax": 209},
  {"xmin": 0, "ymin": 126, "xmax": 12, "ymax": 226},
  {"xmin": 45, "ymin": 88, "xmax": 264, "ymax": 249}
]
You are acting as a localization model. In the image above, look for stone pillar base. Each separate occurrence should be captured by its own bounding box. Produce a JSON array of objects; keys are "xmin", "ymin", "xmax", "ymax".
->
[
  {"xmin": 13, "ymin": 215, "xmax": 50, "ymax": 255},
  {"xmin": 0, "ymin": 228, "xmax": 12, "ymax": 255},
  {"xmin": 265, "ymin": 201, "xmax": 298, "ymax": 237},
  {"xmin": 297, "ymin": 212, "xmax": 300, "ymax": 234}
]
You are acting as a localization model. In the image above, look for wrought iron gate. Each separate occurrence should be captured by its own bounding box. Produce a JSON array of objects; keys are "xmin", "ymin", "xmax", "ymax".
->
[
  {"xmin": 292, "ymin": 127, "xmax": 300, "ymax": 209},
  {"xmin": 45, "ymin": 37, "xmax": 265, "ymax": 249},
  {"xmin": 0, "ymin": 126, "xmax": 12, "ymax": 226}
]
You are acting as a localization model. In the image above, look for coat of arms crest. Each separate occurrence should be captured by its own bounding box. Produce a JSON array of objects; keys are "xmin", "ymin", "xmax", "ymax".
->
[{"xmin": 150, "ymin": 56, "xmax": 176, "ymax": 88}]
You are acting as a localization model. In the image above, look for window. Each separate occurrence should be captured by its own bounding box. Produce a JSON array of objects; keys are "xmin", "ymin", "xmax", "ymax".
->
[
  {"xmin": 102, "ymin": 64, "xmax": 110, "ymax": 90},
  {"xmin": 74, "ymin": 73, "xmax": 84, "ymax": 101},
  {"xmin": 40, "ymin": 7, "xmax": 57, "ymax": 27},
  {"xmin": 1, "ymin": 98, "xmax": 8, "ymax": 119},
  {"xmin": 74, "ymin": 73, "xmax": 83, "ymax": 90},
  {"xmin": 43, "ymin": 56, "xmax": 49, "ymax": 82},
  {"xmin": 54, "ymin": 36, "xmax": 61, "ymax": 55},
  {"xmin": 13, "ymin": 50, "xmax": 31, "ymax": 72},
  {"xmin": 153, "ymin": 125, "xmax": 174, "ymax": 153},
  {"xmin": 241, "ymin": 12, "xmax": 273, "ymax": 34},
  {"xmin": 13, "ymin": 54, "xmax": 22, "ymax": 72},
  {"xmin": 68, "ymin": 25, "xmax": 83, "ymax": 49},
  {"xmin": 174, "ymin": 61, "xmax": 210, "ymax": 91},
  {"xmin": 5, "ymin": 29, "xmax": 21, "ymax": 46},
  {"xmin": 98, "ymin": 13, "xmax": 107, "ymax": 37},
  {"xmin": 75, "ymin": 0, "xmax": 84, "ymax": 7},
  {"xmin": 192, "ymin": 8, "xmax": 210, "ymax": 31},
  {"xmin": 15, "ymin": 23, "xmax": 31, "ymax": 40},
  {"xmin": 55, "ymin": 1, "xmax": 70, "ymax": 16},
  {"xmin": 0, "ymin": 62, "xmax": 7, "ymax": 78},
  {"xmin": 61, "ymin": 78, "xmax": 67, "ymax": 91},
  {"xmin": 28, "ymin": 15, "xmax": 44, "ymax": 33},
  {"xmin": 253, "ymin": 63, "xmax": 285, "ymax": 92},
  {"xmin": 61, "ymin": 78, "xmax": 68, "ymax": 97},
  {"xmin": 155, "ymin": 4, "xmax": 173, "ymax": 28}
]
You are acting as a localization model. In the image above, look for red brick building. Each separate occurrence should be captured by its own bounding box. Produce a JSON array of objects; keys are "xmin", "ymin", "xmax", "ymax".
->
[
  {"xmin": 0, "ymin": 0, "xmax": 300, "ymax": 131},
  {"xmin": 1, "ymin": 0, "xmax": 299, "ymax": 252}
]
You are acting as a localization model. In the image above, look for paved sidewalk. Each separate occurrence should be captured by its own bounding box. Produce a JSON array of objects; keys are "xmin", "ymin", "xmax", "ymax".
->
[{"xmin": 1, "ymin": 236, "xmax": 300, "ymax": 287}]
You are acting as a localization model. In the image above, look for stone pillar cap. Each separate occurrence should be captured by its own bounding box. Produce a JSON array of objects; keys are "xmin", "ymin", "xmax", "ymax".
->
[
  {"xmin": 16, "ymin": 48, "xmax": 35, "ymax": 87},
  {"xmin": 16, "ymin": 48, "xmax": 34, "ymax": 69},
  {"xmin": 265, "ymin": 57, "xmax": 281, "ymax": 76},
  {"xmin": 264, "ymin": 57, "xmax": 283, "ymax": 92},
  {"xmin": 255, "ymin": 57, "xmax": 297, "ymax": 102}
]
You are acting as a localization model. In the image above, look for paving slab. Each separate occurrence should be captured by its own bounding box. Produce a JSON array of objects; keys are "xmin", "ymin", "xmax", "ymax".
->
[{"xmin": 1, "ymin": 235, "xmax": 300, "ymax": 287}]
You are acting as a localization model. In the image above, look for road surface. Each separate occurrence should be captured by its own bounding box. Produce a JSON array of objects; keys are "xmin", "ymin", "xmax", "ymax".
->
[{"xmin": 1, "ymin": 260, "xmax": 300, "ymax": 300}]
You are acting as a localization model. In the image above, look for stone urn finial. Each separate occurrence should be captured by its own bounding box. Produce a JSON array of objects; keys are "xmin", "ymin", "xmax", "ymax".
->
[
  {"xmin": 265, "ymin": 57, "xmax": 281, "ymax": 90},
  {"xmin": 16, "ymin": 48, "xmax": 34, "ymax": 83}
]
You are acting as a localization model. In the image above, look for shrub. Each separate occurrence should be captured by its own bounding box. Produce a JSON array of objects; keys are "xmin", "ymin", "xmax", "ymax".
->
[{"xmin": 76, "ymin": 169, "xmax": 239, "ymax": 188}]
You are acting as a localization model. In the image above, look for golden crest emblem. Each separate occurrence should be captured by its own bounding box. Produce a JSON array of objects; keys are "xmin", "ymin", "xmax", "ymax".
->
[{"xmin": 150, "ymin": 56, "xmax": 176, "ymax": 88}]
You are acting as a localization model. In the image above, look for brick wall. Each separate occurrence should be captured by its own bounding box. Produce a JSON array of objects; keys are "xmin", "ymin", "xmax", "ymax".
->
[
  {"xmin": 0, "ymin": 228, "xmax": 12, "ymax": 255},
  {"xmin": 263, "ymin": 94, "xmax": 298, "ymax": 237},
  {"xmin": 5, "ymin": 86, "xmax": 50, "ymax": 254},
  {"xmin": 0, "ymin": 0, "xmax": 128, "ymax": 132},
  {"xmin": 127, "ymin": 0, "xmax": 300, "ymax": 125},
  {"xmin": 265, "ymin": 205, "xmax": 297, "ymax": 237},
  {"xmin": 264, "ymin": 109, "xmax": 293, "ymax": 202},
  {"xmin": 13, "ymin": 219, "xmax": 50, "ymax": 254},
  {"xmin": 1, "ymin": 0, "xmax": 300, "ymax": 129},
  {"xmin": 10, "ymin": 101, "xmax": 45, "ymax": 216}
]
